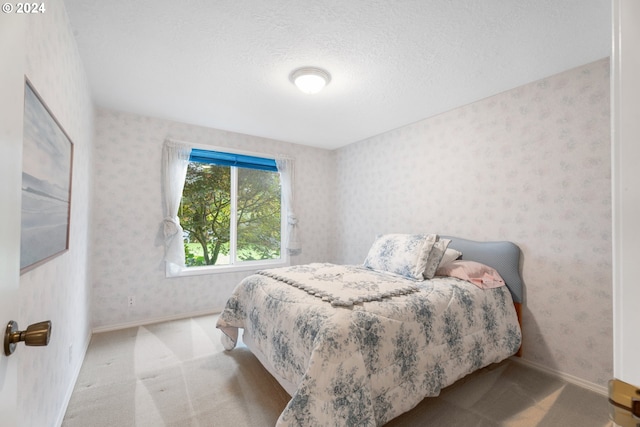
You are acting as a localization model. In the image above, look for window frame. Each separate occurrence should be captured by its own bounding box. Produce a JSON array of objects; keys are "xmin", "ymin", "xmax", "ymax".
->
[{"xmin": 166, "ymin": 144, "xmax": 288, "ymax": 278}]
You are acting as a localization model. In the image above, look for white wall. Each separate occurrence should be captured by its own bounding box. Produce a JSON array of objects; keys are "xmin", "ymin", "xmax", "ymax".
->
[
  {"xmin": 333, "ymin": 58, "xmax": 612, "ymax": 388},
  {"xmin": 90, "ymin": 109, "xmax": 335, "ymax": 329},
  {"xmin": 18, "ymin": 0, "xmax": 95, "ymax": 425}
]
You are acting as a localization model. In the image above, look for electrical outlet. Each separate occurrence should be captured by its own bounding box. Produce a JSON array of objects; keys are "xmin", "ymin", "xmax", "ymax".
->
[{"xmin": 128, "ymin": 296, "xmax": 135, "ymax": 307}]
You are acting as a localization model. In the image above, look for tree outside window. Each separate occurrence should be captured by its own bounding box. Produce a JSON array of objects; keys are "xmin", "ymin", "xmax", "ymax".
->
[{"xmin": 179, "ymin": 162, "xmax": 281, "ymax": 267}]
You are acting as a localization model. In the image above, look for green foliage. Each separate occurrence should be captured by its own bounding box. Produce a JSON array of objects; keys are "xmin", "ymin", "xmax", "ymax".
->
[
  {"xmin": 184, "ymin": 243, "xmax": 205, "ymax": 267},
  {"xmin": 180, "ymin": 163, "xmax": 281, "ymax": 266},
  {"xmin": 236, "ymin": 167, "xmax": 281, "ymax": 261}
]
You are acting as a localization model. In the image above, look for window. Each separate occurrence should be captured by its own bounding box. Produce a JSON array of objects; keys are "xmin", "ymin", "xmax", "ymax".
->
[{"xmin": 178, "ymin": 148, "xmax": 284, "ymax": 272}]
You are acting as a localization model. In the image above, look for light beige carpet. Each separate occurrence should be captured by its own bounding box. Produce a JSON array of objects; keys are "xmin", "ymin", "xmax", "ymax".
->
[{"xmin": 63, "ymin": 315, "xmax": 614, "ymax": 427}]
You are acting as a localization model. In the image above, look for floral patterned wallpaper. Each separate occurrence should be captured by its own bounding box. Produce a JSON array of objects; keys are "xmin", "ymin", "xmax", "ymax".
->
[
  {"xmin": 333, "ymin": 58, "xmax": 612, "ymax": 387},
  {"xmin": 90, "ymin": 110, "xmax": 335, "ymax": 328}
]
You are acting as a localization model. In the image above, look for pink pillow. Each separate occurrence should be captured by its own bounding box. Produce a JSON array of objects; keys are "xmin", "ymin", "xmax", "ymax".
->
[{"xmin": 435, "ymin": 260, "xmax": 505, "ymax": 289}]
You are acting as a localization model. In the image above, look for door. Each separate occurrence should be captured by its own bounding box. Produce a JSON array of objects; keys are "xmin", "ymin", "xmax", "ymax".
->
[
  {"xmin": 612, "ymin": 0, "xmax": 640, "ymax": 385},
  {"xmin": 611, "ymin": 0, "xmax": 640, "ymax": 424},
  {"xmin": 0, "ymin": 13, "xmax": 25, "ymax": 427}
]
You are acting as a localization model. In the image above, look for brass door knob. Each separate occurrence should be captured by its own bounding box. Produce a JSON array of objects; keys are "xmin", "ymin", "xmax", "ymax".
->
[{"xmin": 4, "ymin": 320, "xmax": 51, "ymax": 356}]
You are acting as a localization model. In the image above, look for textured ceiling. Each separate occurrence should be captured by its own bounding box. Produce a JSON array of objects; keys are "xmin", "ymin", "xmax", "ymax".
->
[{"xmin": 64, "ymin": 0, "xmax": 611, "ymax": 150}]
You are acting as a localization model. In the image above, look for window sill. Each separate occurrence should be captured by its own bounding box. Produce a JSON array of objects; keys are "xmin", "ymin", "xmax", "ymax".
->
[{"xmin": 166, "ymin": 259, "xmax": 288, "ymax": 278}]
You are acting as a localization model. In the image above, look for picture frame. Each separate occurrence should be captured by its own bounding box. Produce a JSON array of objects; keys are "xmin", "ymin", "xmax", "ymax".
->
[{"xmin": 20, "ymin": 79, "xmax": 74, "ymax": 274}]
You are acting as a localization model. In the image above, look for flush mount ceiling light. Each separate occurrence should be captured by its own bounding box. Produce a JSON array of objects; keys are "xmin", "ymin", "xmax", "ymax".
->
[{"xmin": 289, "ymin": 67, "xmax": 331, "ymax": 94}]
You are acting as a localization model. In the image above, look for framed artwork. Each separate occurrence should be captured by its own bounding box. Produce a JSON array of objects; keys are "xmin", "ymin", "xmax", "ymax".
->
[{"xmin": 20, "ymin": 79, "xmax": 74, "ymax": 274}]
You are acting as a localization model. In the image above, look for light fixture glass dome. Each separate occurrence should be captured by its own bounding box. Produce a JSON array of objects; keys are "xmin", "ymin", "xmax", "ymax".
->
[{"xmin": 289, "ymin": 67, "xmax": 331, "ymax": 94}]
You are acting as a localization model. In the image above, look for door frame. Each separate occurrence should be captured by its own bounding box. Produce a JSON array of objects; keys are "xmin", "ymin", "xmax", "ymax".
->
[{"xmin": 612, "ymin": 0, "xmax": 640, "ymax": 387}]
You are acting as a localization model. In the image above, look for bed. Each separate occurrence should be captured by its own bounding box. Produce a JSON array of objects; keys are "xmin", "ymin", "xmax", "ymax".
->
[{"xmin": 216, "ymin": 235, "xmax": 524, "ymax": 426}]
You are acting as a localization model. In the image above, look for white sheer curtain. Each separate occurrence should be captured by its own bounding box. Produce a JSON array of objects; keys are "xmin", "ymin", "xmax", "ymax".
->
[
  {"xmin": 276, "ymin": 157, "xmax": 301, "ymax": 256},
  {"xmin": 161, "ymin": 140, "xmax": 191, "ymax": 273}
]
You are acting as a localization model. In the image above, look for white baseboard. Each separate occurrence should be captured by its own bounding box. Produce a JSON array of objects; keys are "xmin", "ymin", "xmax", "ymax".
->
[
  {"xmin": 510, "ymin": 356, "xmax": 608, "ymax": 396},
  {"xmin": 91, "ymin": 308, "xmax": 223, "ymax": 334},
  {"xmin": 55, "ymin": 330, "xmax": 92, "ymax": 427}
]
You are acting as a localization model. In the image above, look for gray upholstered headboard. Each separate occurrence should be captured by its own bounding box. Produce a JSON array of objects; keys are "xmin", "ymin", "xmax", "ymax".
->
[{"xmin": 442, "ymin": 236, "xmax": 524, "ymax": 304}]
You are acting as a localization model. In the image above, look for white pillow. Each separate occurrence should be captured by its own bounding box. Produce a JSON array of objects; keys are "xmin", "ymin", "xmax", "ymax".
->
[
  {"xmin": 437, "ymin": 248, "xmax": 462, "ymax": 268},
  {"xmin": 423, "ymin": 238, "xmax": 452, "ymax": 279}
]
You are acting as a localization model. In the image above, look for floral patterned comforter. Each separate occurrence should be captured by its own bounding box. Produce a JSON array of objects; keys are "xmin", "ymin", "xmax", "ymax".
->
[{"xmin": 216, "ymin": 263, "xmax": 521, "ymax": 426}]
